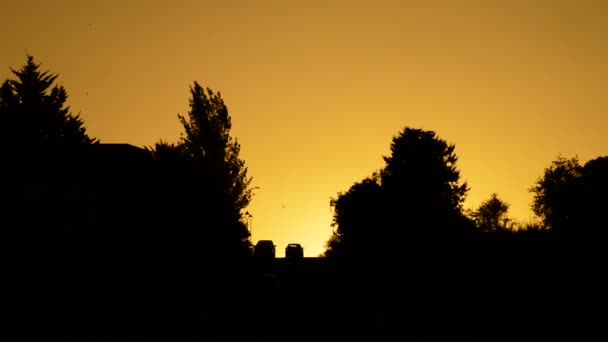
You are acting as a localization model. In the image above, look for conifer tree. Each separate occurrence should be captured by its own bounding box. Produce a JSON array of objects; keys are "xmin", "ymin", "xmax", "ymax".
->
[{"xmin": 0, "ymin": 55, "xmax": 96, "ymax": 151}]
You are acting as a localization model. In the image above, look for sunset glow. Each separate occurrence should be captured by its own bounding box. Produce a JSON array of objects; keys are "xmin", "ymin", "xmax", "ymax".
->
[{"xmin": 2, "ymin": 0, "xmax": 606, "ymax": 257}]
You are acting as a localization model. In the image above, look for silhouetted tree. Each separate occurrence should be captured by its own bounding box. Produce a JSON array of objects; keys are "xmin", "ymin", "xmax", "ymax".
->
[
  {"xmin": 324, "ymin": 127, "xmax": 471, "ymax": 261},
  {"xmin": 149, "ymin": 140, "xmax": 185, "ymax": 160},
  {"xmin": 1, "ymin": 55, "xmax": 99, "ymax": 233},
  {"xmin": 382, "ymin": 128, "xmax": 468, "ymax": 210},
  {"xmin": 469, "ymin": 193, "xmax": 513, "ymax": 232},
  {"xmin": 148, "ymin": 82, "xmax": 254, "ymax": 260},
  {"xmin": 324, "ymin": 174, "xmax": 384, "ymax": 260},
  {"xmin": 147, "ymin": 140, "xmax": 192, "ymax": 175},
  {"xmin": 179, "ymin": 82, "xmax": 254, "ymax": 222},
  {"xmin": 530, "ymin": 155, "xmax": 608, "ymax": 238},
  {"xmin": 0, "ymin": 55, "xmax": 96, "ymax": 153},
  {"xmin": 529, "ymin": 156, "xmax": 583, "ymax": 233},
  {"xmin": 380, "ymin": 127, "xmax": 470, "ymax": 240},
  {"xmin": 0, "ymin": 56, "xmax": 101, "ymax": 339},
  {"xmin": 578, "ymin": 156, "xmax": 608, "ymax": 233}
]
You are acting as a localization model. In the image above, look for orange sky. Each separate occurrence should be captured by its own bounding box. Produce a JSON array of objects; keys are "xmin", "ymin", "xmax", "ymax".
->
[{"xmin": 2, "ymin": 0, "xmax": 607, "ymax": 257}]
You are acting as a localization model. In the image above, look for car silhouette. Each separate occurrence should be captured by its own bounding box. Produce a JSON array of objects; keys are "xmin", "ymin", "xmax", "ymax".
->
[
  {"xmin": 254, "ymin": 240, "xmax": 276, "ymax": 259},
  {"xmin": 285, "ymin": 243, "xmax": 304, "ymax": 260}
]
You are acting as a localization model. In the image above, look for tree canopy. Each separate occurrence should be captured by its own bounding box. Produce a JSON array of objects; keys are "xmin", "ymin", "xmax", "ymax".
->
[
  {"xmin": 530, "ymin": 155, "xmax": 608, "ymax": 237},
  {"xmin": 530, "ymin": 156, "xmax": 583, "ymax": 233},
  {"xmin": 324, "ymin": 127, "xmax": 471, "ymax": 260},
  {"xmin": 468, "ymin": 193, "xmax": 512, "ymax": 232},
  {"xmin": 0, "ymin": 55, "xmax": 96, "ymax": 153},
  {"xmin": 380, "ymin": 128, "xmax": 469, "ymax": 226},
  {"xmin": 178, "ymin": 82, "xmax": 254, "ymax": 219},
  {"xmin": 149, "ymin": 82, "xmax": 255, "ymax": 258},
  {"xmin": 324, "ymin": 175, "xmax": 384, "ymax": 260}
]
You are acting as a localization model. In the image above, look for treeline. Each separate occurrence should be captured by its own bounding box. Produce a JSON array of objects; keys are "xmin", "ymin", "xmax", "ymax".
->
[
  {"xmin": 323, "ymin": 127, "xmax": 608, "ymax": 261},
  {"xmin": 1, "ymin": 56, "xmax": 255, "ymax": 340},
  {"xmin": 1, "ymin": 55, "xmax": 604, "ymax": 339},
  {"xmin": 320, "ymin": 127, "xmax": 605, "ymax": 339}
]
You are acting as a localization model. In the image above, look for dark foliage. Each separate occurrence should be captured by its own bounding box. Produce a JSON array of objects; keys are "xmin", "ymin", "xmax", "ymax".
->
[
  {"xmin": 321, "ymin": 130, "xmax": 602, "ymax": 339},
  {"xmin": 0, "ymin": 55, "xmax": 96, "ymax": 154},
  {"xmin": 179, "ymin": 83, "xmax": 254, "ymax": 215},
  {"xmin": 579, "ymin": 156, "xmax": 608, "ymax": 232},
  {"xmin": 148, "ymin": 82, "xmax": 255, "ymax": 259},
  {"xmin": 530, "ymin": 155, "xmax": 583, "ymax": 233},
  {"xmin": 381, "ymin": 128, "xmax": 468, "ymax": 213},
  {"xmin": 468, "ymin": 193, "xmax": 513, "ymax": 232},
  {"xmin": 1, "ymin": 55, "xmax": 601, "ymax": 340},
  {"xmin": 324, "ymin": 127, "xmax": 472, "ymax": 262},
  {"xmin": 324, "ymin": 175, "xmax": 384, "ymax": 261},
  {"xmin": 530, "ymin": 155, "xmax": 608, "ymax": 238}
]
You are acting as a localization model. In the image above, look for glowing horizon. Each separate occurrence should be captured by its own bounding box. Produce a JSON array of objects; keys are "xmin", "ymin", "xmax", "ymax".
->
[{"xmin": 2, "ymin": 0, "xmax": 607, "ymax": 257}]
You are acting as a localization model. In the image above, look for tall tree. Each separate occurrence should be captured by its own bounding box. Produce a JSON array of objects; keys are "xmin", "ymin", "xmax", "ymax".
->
[
  {"xmin": 0, "ymin": 55, "xmax": 96, "ymax": 151},
  {"xmin": 1, "ymin": 56, "xmax": 97, "ymax": 233},
  {"xmin": 174, "ymin": 82, "xmax": 254, "ymax": 255}
]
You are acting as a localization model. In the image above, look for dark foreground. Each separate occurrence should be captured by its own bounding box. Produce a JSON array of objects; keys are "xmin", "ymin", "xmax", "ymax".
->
[
  {"xmin": 3, "ymin": 240, "xmax": 599, "ymax": 341},
  {"xmin": 244, "ymin": 248, "xmax": 597, "ymax": 341}
]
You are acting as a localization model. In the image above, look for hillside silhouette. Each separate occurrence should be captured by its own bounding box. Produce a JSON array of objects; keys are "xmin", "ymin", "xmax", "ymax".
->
[{"xmin": 1, "ymin": 55, "xmax": 604, "ymax": 340}]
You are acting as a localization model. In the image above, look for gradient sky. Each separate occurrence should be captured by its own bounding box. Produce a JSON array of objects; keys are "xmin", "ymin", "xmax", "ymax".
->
[{"xmin": 2, "ymin": 0, "xmax": 607, "ymax": 257}]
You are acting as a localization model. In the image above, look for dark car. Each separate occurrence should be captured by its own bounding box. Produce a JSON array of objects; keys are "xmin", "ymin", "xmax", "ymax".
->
[
  {"xmin": 254, "ymin": 240, "xmax": 276, "ymax": 259},
  {"xmin": 285, "ymin": 243, "xmax": 304, "ymax": 260}
]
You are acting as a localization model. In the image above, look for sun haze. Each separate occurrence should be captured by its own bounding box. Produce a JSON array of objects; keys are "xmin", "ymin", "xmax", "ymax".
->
[{"xmin": 2, "ymin": 0, "xmax": 607, "ymax": 257}]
